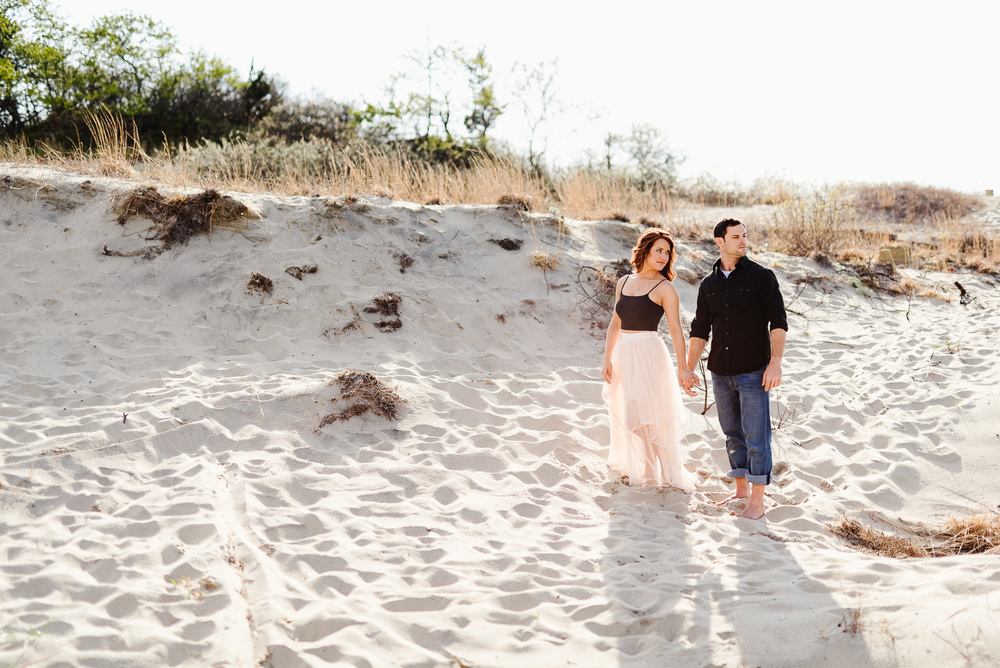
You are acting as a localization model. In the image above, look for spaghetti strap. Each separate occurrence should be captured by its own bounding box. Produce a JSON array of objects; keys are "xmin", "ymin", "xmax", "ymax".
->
[{"xmin": 643, "ymin": 279, "xmax": 667, "ymax": 295}]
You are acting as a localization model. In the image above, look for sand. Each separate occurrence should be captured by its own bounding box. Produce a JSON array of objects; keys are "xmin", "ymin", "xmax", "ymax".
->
[{"xmin": 2, "ymin": 164, "xmax": 999, "ymax": 667}]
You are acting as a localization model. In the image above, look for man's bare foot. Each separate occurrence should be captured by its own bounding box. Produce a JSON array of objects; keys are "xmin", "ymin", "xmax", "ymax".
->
[
  {"xmin": 735, "ymin": 501, "xmax": 765, "ymax": 520},
  {"xmin": 712, "ymin": 491, "xmax": 748, "ymax": 506}
]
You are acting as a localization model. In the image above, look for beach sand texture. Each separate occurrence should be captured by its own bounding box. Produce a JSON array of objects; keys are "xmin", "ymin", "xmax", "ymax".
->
[{"xmin": 2, "ymin": 165, "xmax": 999, "ymax": 667}]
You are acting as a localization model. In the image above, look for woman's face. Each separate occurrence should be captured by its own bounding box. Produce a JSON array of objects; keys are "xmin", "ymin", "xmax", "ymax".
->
[{"xmin": 644, "ymin": 239, "xmax": 672, "ymax": 272}]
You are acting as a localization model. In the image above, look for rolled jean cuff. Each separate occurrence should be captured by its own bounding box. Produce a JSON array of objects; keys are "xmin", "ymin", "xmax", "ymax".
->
[{"xmin": 728, "ymin": 468, "xmax": 771, "ymax": 486}]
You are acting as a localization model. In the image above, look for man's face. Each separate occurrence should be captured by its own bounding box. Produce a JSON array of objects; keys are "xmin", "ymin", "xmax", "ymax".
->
[{"xmin": 716, "ymin": 224, "xmax": 747, "ymax": 258}]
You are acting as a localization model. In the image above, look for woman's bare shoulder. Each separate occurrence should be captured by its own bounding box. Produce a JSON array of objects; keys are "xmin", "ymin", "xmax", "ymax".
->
[{"xmin": 652, "ymin": 278, "xmax": 679, "ymax": 301}]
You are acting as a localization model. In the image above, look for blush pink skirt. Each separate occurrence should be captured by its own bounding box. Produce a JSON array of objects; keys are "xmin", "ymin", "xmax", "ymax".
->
[{"xmin": 602, "ymin": 331, "xmax": 696, "ymax": 492}]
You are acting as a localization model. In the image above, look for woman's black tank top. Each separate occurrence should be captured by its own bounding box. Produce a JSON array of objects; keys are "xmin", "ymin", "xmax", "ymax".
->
[{"xmin": 615, "ymin": 276, "xmax": 666, "ymax": 331}]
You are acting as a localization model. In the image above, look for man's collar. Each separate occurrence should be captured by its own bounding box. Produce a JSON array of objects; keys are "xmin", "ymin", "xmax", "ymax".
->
[{"xmin": 714, "ymin": 255, "xmax": 749, "ymax": 274}]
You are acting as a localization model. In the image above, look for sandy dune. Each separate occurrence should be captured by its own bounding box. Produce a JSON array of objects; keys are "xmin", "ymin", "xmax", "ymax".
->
[{"xmin": 2, "ymin": 165, "xmax": 999, "ymax": 667}]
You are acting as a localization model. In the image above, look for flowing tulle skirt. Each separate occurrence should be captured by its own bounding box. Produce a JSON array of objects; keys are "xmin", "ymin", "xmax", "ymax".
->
[{"xmin": 602, "ymin": 331, "xmax": 696, "ymax": 492}]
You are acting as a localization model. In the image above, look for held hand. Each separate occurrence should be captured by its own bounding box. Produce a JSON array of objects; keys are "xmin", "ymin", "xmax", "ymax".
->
[
  {"xmin": 689, "ymin": 370, "xmax": 701, "ymax": 390},
  {"xmin": 678, "ymin": 368, "xmax": 698, "ymax": 397},
  {"xmin": 763, "ymin": 358, "xmax": 782, "ymax": 391},
  {"xmin": 602, "ymin": 359, "xmax": 613, "ymax": 384}
]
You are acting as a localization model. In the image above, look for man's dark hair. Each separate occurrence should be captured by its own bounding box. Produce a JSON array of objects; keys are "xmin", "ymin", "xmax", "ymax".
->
[{"xmin": 714, "ymin": 218, "xmax": 745, "ymax": 239}]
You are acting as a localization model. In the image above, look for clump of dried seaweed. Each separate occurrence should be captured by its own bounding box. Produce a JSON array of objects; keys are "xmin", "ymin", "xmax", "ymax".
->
[
  {"xmin": 316, "ymin": 370, "xmax": 406, "ymax": 429},
  {"xmin": 488, "ymin": 238, "xmax": 523, "ymax": 251},
  {"xmin": 364, "ymin": 292, "xmax": 402, "ymax": 331},
  {"xmin": 247, "ymin": 272, "xmax": 273, "ymax": 294},
  {"xmin": 112, "ymin": 186, "xmax": 256, "ymax": 253},
  {"xmin": 285, "ymin": 265, "xmax": 318, "ymax": 280},
  {"xmin": 364, "ymin": 292, "xmax": 401, "ymax": 316}
]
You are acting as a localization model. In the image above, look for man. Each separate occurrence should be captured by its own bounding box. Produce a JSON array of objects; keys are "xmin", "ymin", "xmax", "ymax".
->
[{"xmin": 686, "ymin": 219, "xmax": 787, "ymax": 520}]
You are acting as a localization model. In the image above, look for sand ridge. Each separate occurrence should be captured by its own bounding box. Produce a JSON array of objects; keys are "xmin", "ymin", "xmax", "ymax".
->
[{"xmin": 2, "ymin": 164, "xmax": 999, "ymax": 667}]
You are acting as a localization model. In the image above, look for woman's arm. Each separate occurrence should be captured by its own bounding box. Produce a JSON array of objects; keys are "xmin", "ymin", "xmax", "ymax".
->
[
  {"xmin": 657, "ymin": 282, "xmax": 698, "ymax": 397},
  {"xmin": 602, "ymin": 277, "xmax": 626, "ymax": 383}
]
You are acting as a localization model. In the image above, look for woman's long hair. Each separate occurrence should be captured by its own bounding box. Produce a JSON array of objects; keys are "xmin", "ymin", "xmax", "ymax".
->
[{"xmin": 631, "ymin": 228, "xmax": 677, "ymax": 281}]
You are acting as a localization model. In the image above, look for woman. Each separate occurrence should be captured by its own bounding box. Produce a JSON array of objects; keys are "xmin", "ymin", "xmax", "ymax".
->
[{"xmin": 602, "ymin": 228, "xmax": 697, "ymax": 492}]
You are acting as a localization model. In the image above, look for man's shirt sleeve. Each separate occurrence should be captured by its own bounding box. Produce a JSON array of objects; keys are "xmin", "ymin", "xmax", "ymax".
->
[
  {"xmin": 762, "ymin": 270, "xmax": 788, "ymax": 332},
  {"xmin": 689, "ymin": 283, "xmax": 712, "ymax": 340}
]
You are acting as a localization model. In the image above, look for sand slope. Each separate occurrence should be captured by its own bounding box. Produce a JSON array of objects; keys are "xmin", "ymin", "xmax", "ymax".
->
[{"xmin": 2, "ymin": 165, "xmax": 999, "ymax": 667}]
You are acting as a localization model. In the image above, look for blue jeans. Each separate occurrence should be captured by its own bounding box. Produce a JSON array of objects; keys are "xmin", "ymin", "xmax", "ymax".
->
[{"xmin": 712, "ymin": 366, "xmax": 772, "ymax": 486}]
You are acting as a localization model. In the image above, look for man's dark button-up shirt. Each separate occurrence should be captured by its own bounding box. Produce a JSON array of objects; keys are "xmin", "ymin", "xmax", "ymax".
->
[{"xmin": 689, "ymin": 255, "xmax": 788, "ymax": 376}]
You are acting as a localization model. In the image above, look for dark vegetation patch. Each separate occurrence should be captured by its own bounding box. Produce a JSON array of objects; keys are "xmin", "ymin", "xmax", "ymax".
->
[
  {"xmin": 112, "ymin": 186, "xmax": 256, "ymax": 256},
  {"xmin": 248, "ymin": 272, "xmax": 273, "ymax": 293},
  {"xmin": 365, "ymin": 292, "xmax": 401, "ymax": 316},
  {"xmin": 1, "ymin": 174, "xmax": 44, "ymax": 193},
  {"xmin": 396, "ymin": 252, "xmax": 414, "ymax": 273},
  {"xmin": 831, "ymin": 512, "xmax": 1000, "ymax": 558},
  {"xmin": 327, "ymin": 293, "xmax": 403, "ymax": 337},
  {"xmin": 285, "ymin": 265, "xmax": 317, "ymax": 280},
  {"xmin": 608, "ymin": 212, "xmax": 630, "ymax": 223},
  {"xmin": 317, "ymin": 370, "xmax": 406, "ymax": 429},
  {"xmin": 102, "ymin": 244, "xmax": 155, "ymax": 259},
  {"xmin": 488, "ymin": 238, "xmax": 524, "ymax": 251},
  {"xmin": 497, "ymin": 194, "xmax": 532, "ymax": 211},
  {"xmin": 809, "ymin": 251, "xmax": 833, "ymax": 268}
]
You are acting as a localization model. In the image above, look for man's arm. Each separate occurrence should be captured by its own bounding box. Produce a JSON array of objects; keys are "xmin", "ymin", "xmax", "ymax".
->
[
  {"xmin": 686, "ymin": 280, "xmax": 712, "ymax": 390},
  {"xmin": 761, "ymin": 269, "xmax": 788, "ymax": 332},
  {"xmin": 687, "ymin": 337, "xmax": 708, "ymax": 376},
  {"xmin": 762, "ymin": 328, "xmax": 786, "ymax": 391}
]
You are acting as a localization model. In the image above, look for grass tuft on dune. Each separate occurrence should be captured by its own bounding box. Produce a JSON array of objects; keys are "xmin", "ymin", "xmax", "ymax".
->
[{"xmin": 832, "ymin": 512, "xmax": 1000, "ymax": 558}]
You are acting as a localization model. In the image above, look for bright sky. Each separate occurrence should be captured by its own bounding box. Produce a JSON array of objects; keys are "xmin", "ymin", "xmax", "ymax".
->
[{"xmin": 59, "ymin": 0, "xmax": 999, "ymax": 193}]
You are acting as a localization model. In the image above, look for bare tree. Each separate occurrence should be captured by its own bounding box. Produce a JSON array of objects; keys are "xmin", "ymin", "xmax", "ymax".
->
[
  {"xmin": 511, "ymin": 58, "xmax": 561, "ymax": 172},
  {"xmin": 622, "ymin": 122, "xmax": 681, "ymax": 187}
]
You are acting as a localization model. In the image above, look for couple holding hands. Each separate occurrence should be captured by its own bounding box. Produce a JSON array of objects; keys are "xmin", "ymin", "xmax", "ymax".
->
[{"xmin": 601, "ymin": 219, "xmax": 788, "ymax": 520}]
